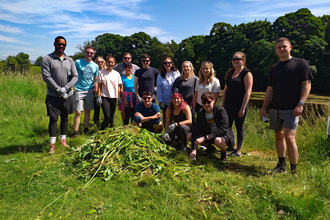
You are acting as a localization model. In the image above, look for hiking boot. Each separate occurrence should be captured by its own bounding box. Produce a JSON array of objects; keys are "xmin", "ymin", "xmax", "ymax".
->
[
  {"xmin": 83, "ymin": 127, "xmax": 90, "ymax": 135},
  {"xmin": 291, "ymin": 164, "xmax": 297, "ymax": 174},
  {"xmin": 48, "ymin": 144, "xmax": 55, "ymax": 155},
  {"xmin": 220, "ymin": 150, "xmax": 227, "ymax": 161},
  {"xmin": 228, "ymin": 151, "xmax": 241, "ymax": 157},
  {"xmin": 73, "ymin": 130, "xmax": 79, "ymax": 138},
  {"xmin": 272, "ymin": 163, "xmax": 286, "ymax": 174},
  {"xmin": 60, "ymin": 139, "xmax": 69, "ymax": 148}
]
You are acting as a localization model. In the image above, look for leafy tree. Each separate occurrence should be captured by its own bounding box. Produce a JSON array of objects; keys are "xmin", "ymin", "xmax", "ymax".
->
[
  {"xmin": 35, "ymin": 56, "xmax": 43, "ymax": 66},
  {"xmin": 15, "ymin": 52, "xmax": 30, "ymax": 72},
  {"xmin": 5, "ymin": 56, "xmax": 19, "ymax": 72},
  {"xmin": 93, "ymin": 33, "xmax": 124, "ymax": 62}
]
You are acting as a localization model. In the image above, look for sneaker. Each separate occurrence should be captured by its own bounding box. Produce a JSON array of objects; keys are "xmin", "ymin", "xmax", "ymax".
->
[
  {"xmin": 227, "ymin": 144, "xmax": 237, "ymax": 152},
  {"xmin": 272, "ymin": 163, "xmax": 286, "ymax": 173},
  {"xmin": 181, "ymin": 146, "xmax": 187, "ymax": 153},
  {"xmin": 48, "ymin": 144, "xmax": 55, "ymax": 155},
  {"xmin": 83, "ymin": 127, "xmax": 90, "ymax": 135},
  {"xmin": 291, "ymin": 164, "xmax": 297, "ymax": 174},
  {"xmin": 73, "ymin": 130, "xmax": 79, "ymax": 138},
  {"xmin": 60, "ymin": 139, "xmax": 70, "ymax": 148},
  {"xmin": 228, "ymin": 151, "xmax": 241, "ymax": 157},
  {"xmin": 220, "ymin": 150, "xmax": 227, "ymax": 161}
]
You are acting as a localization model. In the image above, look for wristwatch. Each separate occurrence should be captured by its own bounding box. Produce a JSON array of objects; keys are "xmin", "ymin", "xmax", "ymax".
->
[{"xmin": 299, "ymin": 100, "xmax": 305, "ymax": 105}]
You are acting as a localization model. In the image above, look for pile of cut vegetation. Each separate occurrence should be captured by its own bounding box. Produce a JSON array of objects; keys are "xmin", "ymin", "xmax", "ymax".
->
[{"xmin": 71, "ymin": 126, "xmax": 191, "ymax": 185}]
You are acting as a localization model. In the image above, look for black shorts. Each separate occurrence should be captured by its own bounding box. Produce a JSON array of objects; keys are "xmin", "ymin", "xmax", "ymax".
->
[{"xmin": 45, "ymin": 95, "xmax": 74, "ymax": 117}]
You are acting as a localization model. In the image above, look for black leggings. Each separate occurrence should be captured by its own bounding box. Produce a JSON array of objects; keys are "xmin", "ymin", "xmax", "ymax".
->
[
  {"xmin": 167, "ymin": 124, "xmax": 191, "ymax": 147},
  {"xmin": 124, "ymin": 107, "xmax": 135, "ymax": 125},
  {"xmin": 93, "ymin": 97, "xmax": 101, "ymax": 125},
  {"xmin": 49, "ymin": 114, "xmax": 68, "ymax": 137},
  {"xmin": 100, "ymin": 97, "xmax": 117, "ymax": 130},
  {"xmin": 224, "ymin": 103, "xmax": 248, "ymax": 150}
]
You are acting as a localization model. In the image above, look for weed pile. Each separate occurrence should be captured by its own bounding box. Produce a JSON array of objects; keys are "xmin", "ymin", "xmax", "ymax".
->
[{"xmin": 71, "ymin": 126, "xmax": 191, "ymax": 185}]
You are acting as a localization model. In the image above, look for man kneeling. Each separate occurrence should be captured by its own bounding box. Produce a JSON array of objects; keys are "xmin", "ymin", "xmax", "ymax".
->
[
  {"xmin": 187, "ymin": 92, "xmax": 234, "ymax": 160},
  {"xmin": 132, "ymin": 91, "xmax": 163, "ymax": 133}
]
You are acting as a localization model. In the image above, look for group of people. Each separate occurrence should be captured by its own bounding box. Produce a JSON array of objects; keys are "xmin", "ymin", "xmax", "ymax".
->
[{"xmin": 42, "ymin": 36, "xmax": 312, "ymax": 173}]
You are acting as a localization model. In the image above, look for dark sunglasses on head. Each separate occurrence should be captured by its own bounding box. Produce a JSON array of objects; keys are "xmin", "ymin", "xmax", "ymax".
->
[
  {"xmin": 56, "ymin": 43, "xmax": 66, "ymax": 47},
  {"xmin": 142, "ymin": 60, "xmax": 150, "ymax": 63},
  {"xmin": 202, "ymin": 100, "xmax": 212, "ymax": 105},
  {"xmin": 164, "ymin": 62, "xmax": 172, "ymax": 65},
  {"xmin": 232, "ymin": 58, "xmax": 243, "ymax": 61},
  {"xmin": 124, "ymin": 57, "xmax": 131, "ymax": 60},
  {"xmin": 143, "ymin": 96, "xmax": 152, "ymax": 100}
]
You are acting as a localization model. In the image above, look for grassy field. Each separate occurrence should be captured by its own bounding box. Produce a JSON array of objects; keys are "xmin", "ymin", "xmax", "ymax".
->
[{"xmin": 1, "ymin": 72, "xmax": 330, "ymax": 219}]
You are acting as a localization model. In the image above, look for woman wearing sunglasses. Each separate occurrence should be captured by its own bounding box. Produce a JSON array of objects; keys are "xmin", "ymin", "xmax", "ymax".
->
[
  {"xmin": 93, "ymin": 56, "xmax": 106, "ymax": 126},
  {"xmin": 222, "ymin": 52, "xmax": 253, "ymax": 157},
  {"xmin": 157, "ymin": 57, "xmax": 180, "ymax": 127},
  {"xmin": 192, "ymin": 61, "xmax": 220, "ymax": 115},
  {"xmin": 162, "ymin": 92, "xmax": 192, "ymax": 152}
]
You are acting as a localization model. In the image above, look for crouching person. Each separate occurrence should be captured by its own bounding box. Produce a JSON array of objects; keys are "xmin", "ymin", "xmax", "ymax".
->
[
  {"xmin": 162, "ymin": 92, "xmax": 192, "ymax": 152},
  {"xmin": 187, "ymin": 92, "xmax": 234, "ymax": 161},
  {"xmin": 132, "ymin": 91, "xmax": 163, "ymax": 133}
]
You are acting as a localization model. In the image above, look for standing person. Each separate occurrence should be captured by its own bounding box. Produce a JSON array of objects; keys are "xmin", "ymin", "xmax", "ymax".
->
[
  {"xmin": 222, "ymin": 52, "xmax": 253, "ymax": 157},
  {"xmin": 119, "ymin": 62, "xmax": 138, "ymax": 125},
  {"xmin": 97, "ymin": 55, "xmax": 123, "ymax": 130},
  {"xmin": 114, "ymin": 53, "xmax": 140, "ymax": 122},
  {"xmin": 73, "ymin": 46, "xmax": 99, "ymax": 137},
  {"xmin": 192, "ymin": 61, "xmax": 221, "ymax": 115},
  {"xmin": 157, "ymin": 57, "xmax": 180, "ymax": 127},
  {"xmin": 187, "ymin": 92, "xmax": 235, "ymax": 161},
  {"xmin": 260, "ymin": 37, "xmax": 313, "ymax": 173},
  {"xmin": 133, "ymin": 91, "xmax": 163, "ymax": 133},
  {"xmin": 172, "ymin": 61, "xmax": 198, "ymax": 109},
  {"xmin": 162, "ymin": 92, "xmax": 192, "ymax": 152},
  {"xmin": 134, "ymin": 54, "xmax": 160, "ymax": 102},
  {"xmin": 41, "ymin": 36, "xmax": 78, "ymax": 154},
  {"xmin": 93, "ymin": 56, "xmax": 106, "ymax": 126}
]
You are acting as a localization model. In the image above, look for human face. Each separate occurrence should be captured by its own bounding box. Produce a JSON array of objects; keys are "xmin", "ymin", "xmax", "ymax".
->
[
  {"xmin": 96, "ymin": 59, "xmax": 104, "ymax": 70},
  {"xmin": 232, "ymin": 54, "xmax": 244, "ymax": 68},
  {"xmin": 202, "ymin": 98, "xmax": 214, "ymax": 113},
  {"xmin": 172, "ymin": 95, "xmax": 181, "ymax": 107},
  {"xmin": 123, "ymin": 55, "xmax": 131, "ymax": 64},
  {"xmin": 85, "ymin": 49, "xmax": 95, "ymax": 61},
  {"xmin": 107, "ymin": 58, "xmax": 116, "ymax": 68},
  {"xmin": 201, "ymin": 66, "xmax": 211, "ymax": 79},
  {"xmin": 54, "ymin": 39, "xmax": 66, "ymax": 56},
  {"xmin": 141, "ymin": 58, "xmax": 150, "ymax": 69},
  {"xmin": 163, "ymin": 59, "xmax": 172, "ymax": 72},
  {"xmin": 275, "ymin": 40, "xmax": 292, "ymax": 61},
  {"xmin": 142, "ymin": 95, "xmax": 152, "ymax": 107},
  {"xmin": 124, "ymin": 66, "xmax": 132, "ymax": 75},
  {"xmin": 182, "ymin": 62, "xmax": 191, "ymax": 75}
]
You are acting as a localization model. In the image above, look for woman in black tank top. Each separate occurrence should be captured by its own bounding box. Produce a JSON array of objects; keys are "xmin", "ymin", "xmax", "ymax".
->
[{"xmin": 162, "ymin": 92, "xmax": 192, "ymax": 152}]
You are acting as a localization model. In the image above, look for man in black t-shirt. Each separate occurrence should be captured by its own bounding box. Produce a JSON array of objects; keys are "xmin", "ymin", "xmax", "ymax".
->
[{"xmin": 260, "ymin": 37, "xmax": 313, "ymax": 174}]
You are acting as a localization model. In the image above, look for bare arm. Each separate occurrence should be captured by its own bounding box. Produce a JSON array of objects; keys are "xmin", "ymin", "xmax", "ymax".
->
[
  {"xmin": 292, "ymin": 80, "xmax": 311, "ymax": 117},
  {"xmin": 213, "ymin": 92, "xmax": 220, "ymax": 104},
  {"xmin": 239, "ymin": 72, "xmax": 253, "ymax": 117},
  {"xmin": 180, "ymin": 105, "xmax": 192, "ymax": 125},
  {"xmin": 260, "ymin": 86, "xmax": 273, "ymax": 120},
  {"xmin": 118, "ymin": 83, "xmax": 123, "ymax": 98},
  {"xmin": 192, "ymin": 91, "xmax": 198, "ymax": 109},
  {"xmin": 134, "ymin": 76, "xmax": 139, "ymax": 97},
  {"xmin": 134, "ymin": 112, "xmax": 161, "ymax": 123},
  {"xmin": 221, "ymin": 85, "xmax": 228, "ymax": 106}
]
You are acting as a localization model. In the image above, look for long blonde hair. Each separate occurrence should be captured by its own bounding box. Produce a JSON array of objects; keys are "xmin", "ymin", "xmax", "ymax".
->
[
  {"xmin": 198, "ymin": 61, "xmax": 216, "ymax": 84},
  {"xmin": 180, "ymin": 61, "xmax": 195, "ymax": 79},
  {"xmin": 95, "ymin": 56, "xmax": 106, "ymax": 70}
]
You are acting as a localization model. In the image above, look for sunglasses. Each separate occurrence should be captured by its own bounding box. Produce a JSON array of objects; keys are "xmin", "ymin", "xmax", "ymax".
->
[
  {"xmin": 164, "ymin": 62, "xmax": 172, "ymax": 65},
  {"xmin": 56, "ymin": 43, "xmax": 66, "ymax": 47},
  {"xmin": 232, "ymin": 58, "xmax": 243, "ymax": 61},
  {"xmin": 203, "ymin": 61, "xmax": 211, "ymax": 64},
  {"xmin": 142, "ymin": 60, "xmax": 150, "ymax": 63},
  {"xmin": 85, "ymin": 51, "xmax": 95, "ymax": 55},
  {"xmin": 143, "ymin": 96, "xmax": 152, "ymax": 100},
  {"xmin": 125, "ymin": 66, "xmax": 132, "ymax": 69},
  {"xmin": 97, "ymin": 61, "xmax": 103, "ymax": 63},
  {"xmin": 202, "ymin": 100, "xmax": 212, "ymax": 105},
  {"xmin": 124, "ymin": 57, "xmax": 131, "ymax": 60}
]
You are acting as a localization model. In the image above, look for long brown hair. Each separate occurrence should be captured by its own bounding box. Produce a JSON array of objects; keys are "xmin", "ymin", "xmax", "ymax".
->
[
  {"xmin": 160, "ymin": 57, "xmax": 177, "ymax": 78},
  {"xmin": 224, "ymin": 52, "xmax": 246, "ymax": 80}
]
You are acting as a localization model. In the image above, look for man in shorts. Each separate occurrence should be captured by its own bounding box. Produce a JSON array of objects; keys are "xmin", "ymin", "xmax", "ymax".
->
[
  {"xmin": 187, "ymin": 92, "xmax": 235, "ymax": 161},
  {"xmin": 133, "ymin": 91, "xmax": 163, "ymax": 133},
  {"xmin": 41, "ymin": 36, "xmax": 78, "ymax": 154},
  {"xmin": 73, "ymin": 46, "xmax": 99, "ymax": 137},
  {"xmin": 260, "ymin": 37, "xmax": 313, "ymax": 173}
]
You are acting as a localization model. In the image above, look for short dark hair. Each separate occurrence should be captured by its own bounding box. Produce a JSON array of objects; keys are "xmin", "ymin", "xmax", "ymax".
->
[
  {"xmin": 141, "ymin": 54, "xmax": 150, "ymax": 60},
  {"xmin": 54, "ymin": 36, "xmax": 66, "ymax": 43},
  {"xmin": 124, "ymin": 62, "xmax": 132, "ymax": 68},
  {"xmin": 201, "ymin": 92, "xmax": 214, "ymax": 103},
  {"xmin": 276, "ymin": 37, "xmax": 291, "ymax": 45},
  {"xmin": 84, "ymin": 46, "xmax": 95, "ymax": 52},
  {"xmin": 142, "ymin": 91, "xmax": 152, "ymax": 97}
]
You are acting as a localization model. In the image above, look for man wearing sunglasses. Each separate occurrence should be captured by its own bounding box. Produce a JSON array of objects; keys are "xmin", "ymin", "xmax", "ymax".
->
[
  {"xmin": 134, "ymin": 54, "xmax": 160, "ymax": 102},
  {"xmin": 188, "ymin": 92, "xmax": 235, "ymax": 161},
  {"xmin": 133, "ymin": 91, "xmax": 163, "ymax": 133},
  {"xmin": 73, "ymin": 46, "xmax": 99, "ymax": 137},
  {"xmin": 41, "ymin": 36, "xmax": 78, "ymax": 154},
  {"xmin": 114, "ymin": 52, "xmax": 140, "ymax": 76}
]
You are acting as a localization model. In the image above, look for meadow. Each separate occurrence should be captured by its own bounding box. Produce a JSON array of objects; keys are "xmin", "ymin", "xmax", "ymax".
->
[{"xmin": 1, "ymin": 70, "xmax": 330, "ymax": 219}]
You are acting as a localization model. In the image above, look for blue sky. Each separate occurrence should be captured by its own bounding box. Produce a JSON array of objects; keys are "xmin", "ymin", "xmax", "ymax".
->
[{"xmin": 0, "ymin": 0, "xmax": 329, "ymax": 61}]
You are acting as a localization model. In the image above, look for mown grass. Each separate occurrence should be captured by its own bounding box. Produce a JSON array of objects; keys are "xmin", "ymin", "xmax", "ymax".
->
[{"xmin": 1, "ymin": 73, "xmax": 330, "ymax": 219}]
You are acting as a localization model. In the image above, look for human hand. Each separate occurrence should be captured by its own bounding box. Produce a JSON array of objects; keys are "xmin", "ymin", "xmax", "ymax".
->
[
  {"xmin": 195, "ymin": 137, "xmax": 205, "ymax": 145},
  {"xmin": 238, "ymin": 109, "xmax": 245, "ymax": 118},
  {"xmin": 137, "ymin": 95, "xmax": 143, "ymax": 103},
  {"xmin": 162, "ymin": 132, "xmax": 170, "ymax": 142},
  {"xmin": 168, "ymin": 123, "xmax": 177, "ymax": 133},
  {"xmin": 260, "ymin": 108, "xmax": 267, "ymax": 121},
  {"xmin": 117, "ymin": 98, "xmax": 122, "ymax": 106},
  {"xmin": 292, "ymin": 104, "xmax": 303, "ymax": 117},
  {"xmin": 96, "ymin": 96, "xmax": 102, "ymax": 106},
  {"xmin": 189, "ymin": 150, "xmax": 197, "ymax": 160},
  {"xmin": 56, "ymin": 87, "xmax": 66, "ymax": 96},
  {"xmin": 154, "ymin": 112, "xmax": 161, "ymax": 120}
]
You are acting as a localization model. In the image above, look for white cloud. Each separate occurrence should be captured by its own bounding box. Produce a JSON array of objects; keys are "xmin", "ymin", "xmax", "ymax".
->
[
  {"xmin": 0, "ymin": 35, "xmax": 30, "ymax": 44},
  {"xmin": 0, "ymin": 24, "xmax": 23, "ymax": 34}
]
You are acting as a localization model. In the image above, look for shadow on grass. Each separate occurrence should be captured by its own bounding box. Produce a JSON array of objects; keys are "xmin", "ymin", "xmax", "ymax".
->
[{"xmin": 0, "ymin": 142, "xmax": 47, "ymax": 155}]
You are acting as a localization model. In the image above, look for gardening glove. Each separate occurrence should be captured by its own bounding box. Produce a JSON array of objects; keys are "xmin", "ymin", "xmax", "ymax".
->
[
  {"xmin": 137, "ymin": 95, "xmax": 143, "ymax": 103},
  {"xmin": 96, "ymin": 96, "xmax": 102, "ymax": 106},
  {"xmin": 62, "ymin": 93, "xmax": 68, "ymax": 100},
  {"xmin": 162, "ymin": 132, "xmax": 170, "ymax": 142},
  {"xmin": 174, "ymin": 87, "xmax": 179, "ymax": 93},
  {"xmin": 117, "ymin": 97, "xmax": 122, "ymax": 106},
  {"xmin": 56, "ymin": 87, "xmax": 66, "ymax": 96},
  {"xmin": 168, "ymin": 123, "xmax": 177, "ymax": 133}
]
